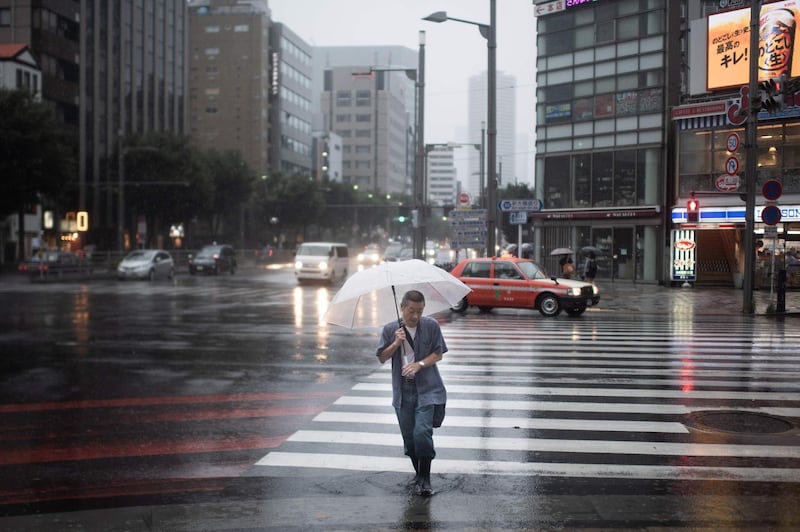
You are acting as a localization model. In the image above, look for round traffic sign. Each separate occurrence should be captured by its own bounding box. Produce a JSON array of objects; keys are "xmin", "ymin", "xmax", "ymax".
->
[
  {"xmin": 458, "ymin": 192, "xmax": 470, "ymax": 206},
  {"xmin": 761, "ymin": 204, "xmax": 782, "ymax": 225},
  {"xmin": 725, "ymin": 156, "xmax": 739, "ymax": 176},
  {"xmin": 762, "ymin": 179, "xmax": 783, "ymax": 201},
  {"xmin": 726, "ymin": 132, "xmax": 740, "ymax": 153}
]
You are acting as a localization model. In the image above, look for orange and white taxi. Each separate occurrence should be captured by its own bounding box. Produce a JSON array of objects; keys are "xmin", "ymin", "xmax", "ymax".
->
[{"xmin": 449, "ymin": 257, "xmax": 599, "ymax": 317}]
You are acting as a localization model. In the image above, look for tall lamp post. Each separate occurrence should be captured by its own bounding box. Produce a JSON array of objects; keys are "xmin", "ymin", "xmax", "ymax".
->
[{"xmin": 424, "ymin": 0, "xmax": 497, "ymax": 257}]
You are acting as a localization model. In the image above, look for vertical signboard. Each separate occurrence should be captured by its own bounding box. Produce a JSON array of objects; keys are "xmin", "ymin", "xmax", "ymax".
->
[{"xmin": 671, "ymin": 229, "xmax": 697, "ymax": 282}]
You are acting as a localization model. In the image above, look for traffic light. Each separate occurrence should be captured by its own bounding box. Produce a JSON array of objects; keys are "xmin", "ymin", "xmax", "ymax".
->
[
  {"xmin": 759, "ymin": 76, "xmax": 786, "ymax": 115},
  {"xmin": 687, "ymin": 198, "xmax": 699, "ymax": 223}
]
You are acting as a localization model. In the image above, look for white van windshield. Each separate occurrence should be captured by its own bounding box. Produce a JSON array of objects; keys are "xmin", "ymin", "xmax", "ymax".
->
[{"xmin": 297, "ymin": 245, "xmax": 331, "ymax": 256}]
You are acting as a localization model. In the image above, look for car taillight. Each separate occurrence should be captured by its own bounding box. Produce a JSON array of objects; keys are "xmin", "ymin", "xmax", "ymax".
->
[{"xmin": 213, "ymin": 253, "xmax": 219, "ymax": 259}]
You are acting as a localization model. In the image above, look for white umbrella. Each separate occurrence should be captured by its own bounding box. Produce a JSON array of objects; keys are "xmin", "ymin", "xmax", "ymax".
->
[
  {"xmin": 324, "ymin": 259, "xmax": 471, "ymax": 329},
  {"xmin": 549, "ymin": 247, "xmax": 574, "ymax": 255}
]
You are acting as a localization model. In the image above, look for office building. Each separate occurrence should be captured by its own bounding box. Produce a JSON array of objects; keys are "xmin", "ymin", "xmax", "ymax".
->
[
  {"xmin": 315, "ymin": 46, "xmax": 417, "ymax": 196},
  {"xmin": 532, "ymin": 0, "xmax": 682, "ymax": 282},
  {"xmin": 268, "ymin": 22, "xmax": 313, "ymax": 176},
  {"xmin": 467, "ymin": 70, "xmax": 517, "ymax": 198},
  {"xmin": 188, "ymin": 0, "xmax": 271, "ymax": 177},
  {"xmin": 427, "ymin": 145, "xmax": 458, "ymax": 207},
  {"xmin": 321, "ymin": 66, "xmax": 412, "ymax": 195}
]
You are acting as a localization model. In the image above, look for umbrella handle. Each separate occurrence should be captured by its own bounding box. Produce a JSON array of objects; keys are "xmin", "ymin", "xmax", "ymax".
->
[{"xmin": 391, "ymin": 285, "xmax": 401, "ymax": 324}]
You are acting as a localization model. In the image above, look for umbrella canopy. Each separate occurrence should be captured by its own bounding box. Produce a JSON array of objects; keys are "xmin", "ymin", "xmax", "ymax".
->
[
  {"xmin": 580, "ymin": 245, "xmax": 602, "ymax": 255},
  {"xmin": 324, "ymin": 259, "xmax": 471, "ymax": 329},
  {"xmin": 549, "ymin": 247, "xmax": 574, "ymax": 255}
]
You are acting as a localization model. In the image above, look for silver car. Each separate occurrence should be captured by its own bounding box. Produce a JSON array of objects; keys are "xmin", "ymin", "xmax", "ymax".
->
[{"xmin": 117, "ymin": 249, "xmax": 175, "ymax": 281}]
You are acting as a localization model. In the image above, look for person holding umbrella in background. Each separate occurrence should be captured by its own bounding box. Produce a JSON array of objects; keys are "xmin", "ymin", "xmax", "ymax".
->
[{"xmin": 376, "ymin": 289, "xmax": 447, "ymax": 497}]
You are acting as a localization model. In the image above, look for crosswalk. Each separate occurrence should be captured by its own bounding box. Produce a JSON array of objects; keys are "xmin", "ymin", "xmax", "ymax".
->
[{"xmin": 256, "ymin": 314, "xmax": 800, "ymax": 484}]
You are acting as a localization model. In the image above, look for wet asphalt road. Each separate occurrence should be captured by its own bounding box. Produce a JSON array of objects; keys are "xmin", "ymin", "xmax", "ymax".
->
[{"xmin": 0, "ymin": 264, "xmax": 799, "ymax": 530}]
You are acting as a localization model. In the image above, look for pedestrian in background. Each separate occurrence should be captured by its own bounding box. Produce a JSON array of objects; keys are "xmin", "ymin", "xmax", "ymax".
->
[
  {"xmin": 562, "ymin": 257, "xmax": 576, "ymax": 278},
  {"xmin": 583, "ymin": 251, "xmax": 598, "ymax": 284},
  {"xmin": 376, "ymin": 290, "xmax": 447, "ymax": 496}
]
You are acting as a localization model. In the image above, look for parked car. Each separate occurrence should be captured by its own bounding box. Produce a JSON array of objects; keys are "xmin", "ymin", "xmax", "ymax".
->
[
  {"xmin": 117, "ymin": 249, "xmax": 174, "ymax": 281},
  {"xmin": 188, "ymin": 244, "xmax": 237, "ymax": 275},
  {"xmin": 18, "ymin": 250, "xmax": 90, "ymax": 280},
  {"xmin": 449, "ymin": 257, "xmax": 600, "ymax": 317}
]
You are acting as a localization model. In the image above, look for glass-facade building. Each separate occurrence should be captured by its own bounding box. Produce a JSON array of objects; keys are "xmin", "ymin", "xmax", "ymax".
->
[{"xmin": 532, "ymin": 0, "xmax": 683, "ymax": 281}]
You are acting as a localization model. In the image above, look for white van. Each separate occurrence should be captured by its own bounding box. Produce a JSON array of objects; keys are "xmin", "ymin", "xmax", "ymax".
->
[{"xmin": 294, "ymin": 242, "xmax": 350, "ymax": 284}]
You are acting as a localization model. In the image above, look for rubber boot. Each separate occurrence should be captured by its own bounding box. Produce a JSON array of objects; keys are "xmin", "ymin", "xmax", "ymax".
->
[
  {"xmin": 416, "ymin": 458, "xmax": 433, "ymax": 496},
  {"xmin": 409, "ymin": 456, "xmax": 419, "ymax": 485}
]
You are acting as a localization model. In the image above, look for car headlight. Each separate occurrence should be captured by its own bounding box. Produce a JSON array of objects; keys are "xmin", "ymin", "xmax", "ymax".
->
[
  {"xmin": 592, "ymin": 285, "xmax": 599, "ymax": 295},
  {"xmin": 295, "ymin": 260, "xmax": 303, "ymax": 269},
  {"xmin": 568, "ymin": 287, "xmax": 582, "ymax": 296},
  {"xmin": 318, "ymin": 261, "xmax": 329, "ymax": 271},
  {"xmin": 357, "ymin": 253, "xmax": 365, "ymax": 262}
]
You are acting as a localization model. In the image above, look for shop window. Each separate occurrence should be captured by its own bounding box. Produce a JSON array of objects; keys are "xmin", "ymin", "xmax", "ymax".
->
[
  {"xmin": 544, "ymin": 156, "xmax": 570, "ymax": 209},
  {"xmin": 614, "ymin": 150, "xmax": 636, "ymax": 206},
  {"xmin": 574, "ymin": 154, "xmax": 592, "ymax": 207},
  {"xmin": 592, "ymin": 152, "xmax": 613, "ymax": 206}
]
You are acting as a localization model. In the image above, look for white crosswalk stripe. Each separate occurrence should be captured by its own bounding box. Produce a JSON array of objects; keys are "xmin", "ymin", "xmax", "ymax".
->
[{"xmin": 256, "ymin": 315, "xmax": 800, "ymax": 483}]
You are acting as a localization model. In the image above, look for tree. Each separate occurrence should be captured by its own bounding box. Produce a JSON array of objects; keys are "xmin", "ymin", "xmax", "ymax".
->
[
  {"xmin": 203, "ymin": 148, "xmax": 256, "ymax": 241},
  {"xmin": 0, "ymin": 89, "xmax": 76, "ymax": 258},
  {"xmin": 122, "ymin": 132, "xmax": 212, "ymax": 248}
]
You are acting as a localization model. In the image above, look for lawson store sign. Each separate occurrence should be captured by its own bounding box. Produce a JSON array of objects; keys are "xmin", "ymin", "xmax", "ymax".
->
[{"xmin": 671, "ymin": 205, "xmax": 800, "ymax": 224}]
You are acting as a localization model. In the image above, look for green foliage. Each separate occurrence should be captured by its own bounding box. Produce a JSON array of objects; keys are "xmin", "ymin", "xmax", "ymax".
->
[
  {"xmin": 497, "ymin": 182, "xmax": 534, "ymax": 244},
  {"xmin": 0, "ymin": 88, "xmax": 76, "ymax": 216},
  {"xmin": 122, "ymin": 132, "xmax": 212, "ymax": 246}
]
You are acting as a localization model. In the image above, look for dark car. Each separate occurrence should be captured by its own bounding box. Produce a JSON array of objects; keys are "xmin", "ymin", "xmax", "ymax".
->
[
  {"xmin": 18, "ymin": 251, "xmax": 90, "ymax": 280},
  {"xmin": 449, "ymin": 257, "xmax": 600, "ymax": 317},
  {"xmin": 189, "ymin": 244, "xmax": 237, "ymax": 275}
]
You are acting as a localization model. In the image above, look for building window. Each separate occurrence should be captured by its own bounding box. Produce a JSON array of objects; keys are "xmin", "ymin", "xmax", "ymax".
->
[
  {"xmin": 355, "ymin": 114, "xmax": 371, "ymax": 122},
  {"xmin": 336, "ymin": 90, "xmax": 351, "ymax": 106},
  {"xmin": 0, "ymin": 8, "xmax": 10, "ymax": 26},
  {"xmin": 356, "ymin": 90, "xmax": 371, "ymax": 107},
  {"xmin": 336, "ymin": 114, "xmax": 352, "ymax": 123}
]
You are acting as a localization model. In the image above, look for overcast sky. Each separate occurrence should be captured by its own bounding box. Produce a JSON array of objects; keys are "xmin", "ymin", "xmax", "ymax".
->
[{"xmin": 267, "ymin": 0, "xmax": 537, "ymax": 182}]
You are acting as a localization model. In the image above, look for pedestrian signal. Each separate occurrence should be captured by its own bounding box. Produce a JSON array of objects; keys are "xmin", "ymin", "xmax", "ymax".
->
[{"xmin": 687, "ymin": 198, "xmax": 699, "ymax": 223}]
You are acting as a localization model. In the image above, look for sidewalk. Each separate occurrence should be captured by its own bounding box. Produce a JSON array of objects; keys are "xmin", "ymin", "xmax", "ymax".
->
[{"xmin": 594, "ymin": 281, "xmax": 800, "ymax": 316}]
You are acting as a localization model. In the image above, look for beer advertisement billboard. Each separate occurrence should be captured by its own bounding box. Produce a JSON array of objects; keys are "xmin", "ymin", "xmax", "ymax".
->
[{"xmin": 707, "ymin": 1, "xmax": 800, "ymax": 91}]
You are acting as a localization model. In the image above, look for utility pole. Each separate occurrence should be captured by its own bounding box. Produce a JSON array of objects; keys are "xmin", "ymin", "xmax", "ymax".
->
[{"xmin": 743, "ymin": 0, "xmax": 760, "ymax": 314}]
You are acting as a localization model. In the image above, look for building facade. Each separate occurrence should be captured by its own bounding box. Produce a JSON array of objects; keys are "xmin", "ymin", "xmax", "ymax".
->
[
  {"xmin": 427, "ymin": 145, "xmax": 458, "ymax": 207},
  {"xmin": 314, "ymin": 46, "xmax": 417, "ymax": 196},
  {"xmin": 532, "ymin": 0, "xmax": 683, "ymax": 282},
  {"xmin": 0, "ymin": 1, "xmax": 79, "ymax": 128},
  {"xmin": 268, "ymin": 22, "xmax": 313, "ymax": 177},
  {"xmin": 671, "ymin": 0, "xmax": 800, "ymax": 289},
  {"xmin": 81, "ymin": 0, "xmax": 188, "ymax": 245},
  {"xmin": 321, "ymin": 67, "xmax": 412, "ymax": 195},
  {"xmin": 467, "ymin": 70, "xmax": 517, "ymax": 199},
  {"xmin": 188, "ymin": 0, "xmax": 270, "ymax": 177}
]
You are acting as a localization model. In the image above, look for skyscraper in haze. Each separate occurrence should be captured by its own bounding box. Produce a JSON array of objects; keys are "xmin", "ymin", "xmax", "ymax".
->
[{"xmin": 466, "ymin": 70, "xmax": 516, "ymax": 201}]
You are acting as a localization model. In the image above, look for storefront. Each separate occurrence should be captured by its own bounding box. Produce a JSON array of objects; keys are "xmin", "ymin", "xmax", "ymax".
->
[{"xmin": 672, "ymin": 93, "xmax": 800, "ymax": 288}]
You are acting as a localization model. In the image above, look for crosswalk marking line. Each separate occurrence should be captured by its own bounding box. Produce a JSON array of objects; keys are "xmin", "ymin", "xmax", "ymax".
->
[
  {"xmin": 286, "ymin": 430, "xmax": 800, "ymax": 458},
  {"xmin": 444, "ymin": 351, "xmax": 800, "ymax": 362},
  {"xmin": 394, "ymin": 365, "xmax": 800, "ymax": 379},
  {"xmin": 367, "ymin": 366, "xmax": 800, "ymax": 390},
  {"xmin": 333, "ymin": 396, "xmax": 800, "ymax": 418},
  {"xmin": 352, "ymin": 382, "xmax": 800, "ymax": 401},
  {"xmin": 311, "ymin": 412, "xmax": 689, "ymax": 433},
  {"xmin": 255, "ymin": 452, "xmax": 800, "ymax": 482}
]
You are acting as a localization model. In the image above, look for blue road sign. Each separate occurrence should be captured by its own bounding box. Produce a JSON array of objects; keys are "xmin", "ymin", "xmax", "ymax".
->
[
  {"xmin": 761, "ymin": 204, "xmax": 782, "ymax": 225},
  {"xmin": 498, "ymin": 199, "xmax": 543, "ymax": 212}
]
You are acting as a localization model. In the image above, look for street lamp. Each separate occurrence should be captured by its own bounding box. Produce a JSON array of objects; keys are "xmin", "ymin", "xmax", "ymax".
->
[{"xmin": 424, "ymin": 1, "xmax": 497, "ymax": 257}]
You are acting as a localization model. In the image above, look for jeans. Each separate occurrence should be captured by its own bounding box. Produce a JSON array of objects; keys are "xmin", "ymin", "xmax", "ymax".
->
[{"xmin": 395, "ymin": 380, "xmax": 435, "ymax": 460}]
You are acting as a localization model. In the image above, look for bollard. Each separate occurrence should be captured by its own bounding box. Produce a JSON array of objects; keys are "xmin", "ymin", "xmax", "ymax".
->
[{"xmin": 777, "ymin": 269, "xmax": 786, "ymax": 313}]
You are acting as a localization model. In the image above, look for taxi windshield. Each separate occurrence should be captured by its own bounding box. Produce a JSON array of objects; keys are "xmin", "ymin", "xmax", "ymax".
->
[{"xmin": 517, "ymin": 260, "xmax": 549, "ymax": 280}]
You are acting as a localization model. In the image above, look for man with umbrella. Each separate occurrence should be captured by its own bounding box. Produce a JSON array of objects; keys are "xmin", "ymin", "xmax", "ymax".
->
[{"xmin": 376, "ymin": 289, "xmax": 447, "ymax": 496}]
